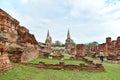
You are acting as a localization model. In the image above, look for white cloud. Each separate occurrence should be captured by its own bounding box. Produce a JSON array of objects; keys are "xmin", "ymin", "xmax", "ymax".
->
[
  {"xmin": 39, "ymin": 18, "xmax": 52, "ymax": 25},
  {"xmin": 113, "ymin": 11, "xmax": 120, "ymax": 18},
  {"xmin": 1, "ymin": 0, "xmax": 120, "ymax": 44},
  {"xmin": 99, "ymin": 1, "xmax": 120, "ymax": 15},
  {"xmin": 98, "ymin": 1, "xmax": 120, "ymax": 21},
  {"xmin": 69, "ymin": 0, "xmax": 105, "ymax": 18},
  {"xmin": 19, "ymin": 0, "xmax": 28, "ymax": 4}
]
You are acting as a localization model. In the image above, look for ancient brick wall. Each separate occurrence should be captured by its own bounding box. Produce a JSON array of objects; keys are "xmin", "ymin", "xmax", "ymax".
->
[
  {"xmin": 70, "ymin": 48, "xmax": 76, "ymax": 55},
  {"xmin": 8, "ymin": 47, "xmax": 39, "ymax": 63},
  {"xmin": 0, "ymin": 54, "xmax": 12, "ymax": 74},
  {"xmin": 76, "ymin": 44, "xmax": 85, "ymax": 55},
  {"xmin": 101, "ymin": 37, "xmax": 120, "ymax": 60},
  {"xmin": 21, "ymin": 47, "xmax": 39, "ymax": 63},
  {"xmin": 0, "ymin": 41, "xmax": 12, "ymax": 74},
  {"xmin": 83, "ymin": 36, "xmax": 120, "ymax": 61},
  {"xmin": 0, "ymin": 8, "xmax": 40, "ymax": 63},
  {"xmin": 0, "ymin": 9, "xmax": 38, "ymax": 45}
]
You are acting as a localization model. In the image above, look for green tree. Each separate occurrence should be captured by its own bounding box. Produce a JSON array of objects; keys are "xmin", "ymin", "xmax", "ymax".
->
[
  {"xmin": 52, "ymin": 40, "xmax": 62, "ymax": 47},
  {"xmin": 73, "ymin": 41, "xmax": 76, "ymax": 47},
  {"xmin": 85, "ymin": 41, "xmax": 99, "ymax": 46}
]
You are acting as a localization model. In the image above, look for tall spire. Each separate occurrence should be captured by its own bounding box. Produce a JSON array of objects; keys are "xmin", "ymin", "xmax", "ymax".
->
[
  {"xmin": 47, "ymin": 30, "xmax": 49, "ymax": 38},
  {"xmin": 45, "ymin": 30, "xmax": 50, "ymax": 43},
  {"xmin": 67, "ymin": 29, "xmax": 70, "ymax": 39},
  {"xmin": 45, "ymin": 30, "xmax": 52, "ymax": 50}
]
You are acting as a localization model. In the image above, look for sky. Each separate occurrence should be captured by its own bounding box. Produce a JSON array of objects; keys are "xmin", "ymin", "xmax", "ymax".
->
[{"xmin": 0, "ymin": 0, "xmax": 120, "ymax": 44}]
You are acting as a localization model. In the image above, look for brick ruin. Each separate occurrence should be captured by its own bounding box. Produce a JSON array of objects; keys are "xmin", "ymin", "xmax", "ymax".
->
[
  {"xmin": 76, "ymin": 44, "xmax": 85, "ymax": 56},
  {"xmin": 45, "ymin": 30, "xmax": 52, "ymax": 51},
  {"xmin": 0, "ymin": 41, "xmax": 12, "ymax": 74},
  {"xmin": 38, "ymin": 28, "xmax": 120, "ymax": 61},
  {"xmin": 1, "ymin": 8, "xmax": 119, "ymax": 73},
  {"xmin": 24, "ymin": 57, "xmax": 105, "ymax": 72},
  {"xmin": 82, "ymin": 37, "xmax": 120, "ymax": 61},
  {"xmin": 0, "ymin": 8, "xmax": 39, "ymax": 63},
  {"xmin": 38, "ymin": 29, "xmax": 76, "ymax": 58},
  {"xmin": 52, "ymin": 47, "xmax": 65, "ymax": 55},
  {"xmin": 38, "ymin": 30, "xmax": 52, "ymax": 57},
  {"xmin": 45, "ymin": 29, "xmax": 120, "ymax": 61},
  {"xmin": 99, "ymin": 37, "xmax": 120, "ymax": 61},
  {"xmin": 8, "ymin": 47, "xmax": 39, "ymax": 63},
  {"xmin": 65, "ymin": 29, "xmax": 75, "ymax": 53},
  {"xmin": 84, "ymin": 45, "xmax": 98, "ymax": 58}
]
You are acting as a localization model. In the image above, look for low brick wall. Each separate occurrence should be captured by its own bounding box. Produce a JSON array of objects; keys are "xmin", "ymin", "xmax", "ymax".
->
[{"xmin": 24, "ymin": 61, "xmax": 105, "ymax": 72}]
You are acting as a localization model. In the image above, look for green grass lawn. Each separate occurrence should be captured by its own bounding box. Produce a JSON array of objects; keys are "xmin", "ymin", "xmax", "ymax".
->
[
  {"xmin": 0, "ymin": 58, "xmax": 120, "ymax": 80},
  {"xmin": 30, "ymin": 58, "xmax": 86, "ymax": 65}
]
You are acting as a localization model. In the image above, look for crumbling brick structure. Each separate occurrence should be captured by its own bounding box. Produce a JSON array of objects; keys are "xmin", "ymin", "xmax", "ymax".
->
[
  {"xmin": 0, "ymin": 8, "xmax": 39, "ymax": 63},
  {"xmin": 0, "ymin": 41, "xmax": 12, "ymax": 74},
  {"xmin": 85, "ymin": 36, "xmax": 120, "ymax": 61},
  {"xmin": 76, "ymin": 44, "xmax": 85, "ymax": 56},
  {"xmin": 0, "ymin": 8, "xmax": 38, "ymax": 45},
  {"xmin": 8, "ymin": 47, "xmax": 39, "ymax": 63},
  {"xmin": 98, "ymin": 37, "xmax": 120, "ymax": 61},
  {"xmin": 65, "ymin": 29, "xmax": 74, "ymax": 54}
]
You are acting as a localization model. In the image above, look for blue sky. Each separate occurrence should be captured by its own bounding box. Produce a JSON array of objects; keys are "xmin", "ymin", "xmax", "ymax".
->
[{"xmin": 0, "ymin": 0, "xmax": 120, "ymax": 44}]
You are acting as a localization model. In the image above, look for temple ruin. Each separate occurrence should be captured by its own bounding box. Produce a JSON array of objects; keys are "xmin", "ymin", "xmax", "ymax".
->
[
  {"xmin": 0, "ymin": 41, "xmax": 12, "ymax": 74},
  {"xmin": 65, "ymin": 29, "xmax": 74, "ymax": 53},
  {"xmin": 0, "ymin": 8, "xmax": 119, "ymax": 74},
  {"xmin": 0, "ymin": 8, "xmax": 39, "ymax": 63}
]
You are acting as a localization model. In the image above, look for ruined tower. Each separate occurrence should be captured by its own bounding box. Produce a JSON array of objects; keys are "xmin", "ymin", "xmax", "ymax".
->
[
  {"xmin": 45, "ymin": 30, "xmax": 52, "ymax": 50},
  {"xmin": 65, "ymin": 29, "xmax": 74, "ymax": 51}
]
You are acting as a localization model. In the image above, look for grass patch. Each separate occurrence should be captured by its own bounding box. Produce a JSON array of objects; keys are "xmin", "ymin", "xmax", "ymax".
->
[
  {"xmin": 0, "ymin": 58, "xmax": 120, "ymax": 80},
  {"xmin": 30, "ymin": 57, "xmax": 86, "ymax": 65}
]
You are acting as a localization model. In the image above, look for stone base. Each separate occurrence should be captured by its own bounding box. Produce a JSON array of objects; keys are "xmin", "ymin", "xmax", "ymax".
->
[
  {"xmin": 0, "ymin": 54, "xmax": 13, "ymax": 74},
  {"xmin": 24, "ymin": 62, "xmax": 105, "ymax": 72},
  {"xmin": 0, "ymin": 64, "xmax": 12, "ymax": 74}
]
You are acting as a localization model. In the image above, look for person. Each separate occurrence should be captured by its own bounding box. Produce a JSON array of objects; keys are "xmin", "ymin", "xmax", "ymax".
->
[{"xmin": 99, "ymin": 51, "xmax": 104, "ymax": 63}]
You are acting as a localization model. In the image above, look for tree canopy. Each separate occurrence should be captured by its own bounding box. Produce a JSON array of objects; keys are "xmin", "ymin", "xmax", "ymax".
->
[{"xmin": 84, "ymin": 41, "xmax": 99, "ymax": 46}]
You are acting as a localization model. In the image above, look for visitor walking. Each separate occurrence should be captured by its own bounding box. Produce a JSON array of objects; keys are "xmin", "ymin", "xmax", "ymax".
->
[{"xmin": 99, "ymin": 51, "xmax": 104, "ymax": 63}]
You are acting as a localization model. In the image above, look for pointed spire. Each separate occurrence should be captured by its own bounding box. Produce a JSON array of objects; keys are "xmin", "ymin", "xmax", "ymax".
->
[
  {"xmin": 45, "ymin": 30, "xmax": 51, "ymax": 43},
  {"xmin": 67, "ymin": 29, "xmax": 70, "ymax": 39},
  {"xmin": 47, "ymin": 30, "xmax": 49, "ymax": 37}
]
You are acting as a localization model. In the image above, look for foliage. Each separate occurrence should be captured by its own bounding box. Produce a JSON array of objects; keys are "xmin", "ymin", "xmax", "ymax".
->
[
  {"xmin": 52, "ymin": 40, "xmax": 76, "ymax": 47},
  {"xmin": 52, "ymin": 40, "xmax": 63, "ymax": 47},
  {"xmin": 72, "ymin": 41, "xmax": 76, "ymax": 47},
  {"xmin": 84, "ymin": 41, "xmax": 99, "ymax": 46}
]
